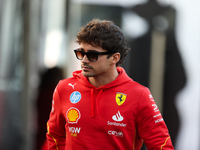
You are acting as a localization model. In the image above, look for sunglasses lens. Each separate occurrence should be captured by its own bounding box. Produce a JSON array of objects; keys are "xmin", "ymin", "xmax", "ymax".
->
[
  {"xmin": 75, "ymin": 51, "xmax": 84, "ymax": 60},
  {"xmin": 87, "ymin": 53, "xmax": 98, "ymax": 62},
  {"xmin": 74, "ymin": 50, "xmax": 100, "ymax": 62}
]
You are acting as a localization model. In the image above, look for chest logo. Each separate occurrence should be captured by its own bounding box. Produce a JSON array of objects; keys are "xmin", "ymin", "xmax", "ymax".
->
[
  {"xmin": 116, "ymin": 92, "xmax": 127, "ymax": 106},
  {"xmin": 68, "ymin": 83, "xmax": 76, "ymax": 89},
  {"xmin": 112, "ymin": 111, "xmax": 123, "ymax": 121},
  {"xmin": 66, "ymin": 107, "xmax": 81, "ymax": 124},
  {"xmin": 70, "ymin": 91, "xmax": 81, "ymax": 103}
]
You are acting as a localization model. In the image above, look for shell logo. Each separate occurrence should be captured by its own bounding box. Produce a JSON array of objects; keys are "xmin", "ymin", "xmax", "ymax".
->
[{"xmin": 66, "ymin": 107, "xmax": 81, "ymax": 124}]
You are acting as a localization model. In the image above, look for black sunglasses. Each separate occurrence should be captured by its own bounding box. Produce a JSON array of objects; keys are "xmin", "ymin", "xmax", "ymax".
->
[{"xmin": 74, "ymin": 49, "xmax": 114, "ymax": 62}]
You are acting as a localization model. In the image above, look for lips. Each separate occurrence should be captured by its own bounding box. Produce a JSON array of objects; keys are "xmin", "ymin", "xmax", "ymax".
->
[{"xmin": 81, "ymin": 64, "xmax": 92, "ymax": 70}]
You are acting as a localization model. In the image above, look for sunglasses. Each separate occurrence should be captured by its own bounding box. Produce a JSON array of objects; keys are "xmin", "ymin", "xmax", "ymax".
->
[{"xmin": 74, "ymin": 49, "xmax": 114, "ymax": 62}]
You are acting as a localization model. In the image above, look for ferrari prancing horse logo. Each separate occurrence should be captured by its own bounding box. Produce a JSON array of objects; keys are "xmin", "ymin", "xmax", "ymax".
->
[{"xmin": 116, "ymin": 92, "xmax": 127, "ymax": 106}]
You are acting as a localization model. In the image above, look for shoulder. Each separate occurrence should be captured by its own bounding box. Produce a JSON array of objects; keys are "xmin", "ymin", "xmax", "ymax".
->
[
  {"xmin": 56, "ymin": 76, "xmax": 78, "ymax": 91},
  {"xmin": 120, "ymin": 80, "xmax": 149, "ymax": 101},
  {"xmin": 54, "ymin": 77, "xmax": 79, "ymax": 101},
  {"xmin": 58, "ymin": 76, "xmax": 76, "ymax": 85},
  {"xmin": 129, "ymin": 80, "xmax": 148, "ymax": 93}
]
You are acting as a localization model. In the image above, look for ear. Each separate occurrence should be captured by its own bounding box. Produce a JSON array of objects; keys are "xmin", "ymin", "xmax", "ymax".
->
[{"xmin": 110, "ymin": 53, "xmax": 120, "ymax": 65}]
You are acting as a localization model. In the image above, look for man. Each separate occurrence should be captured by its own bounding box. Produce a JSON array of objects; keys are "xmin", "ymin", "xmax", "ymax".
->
[{"xmin": 46, "ymin": 18, "xmax": 174, "ymax": 150}]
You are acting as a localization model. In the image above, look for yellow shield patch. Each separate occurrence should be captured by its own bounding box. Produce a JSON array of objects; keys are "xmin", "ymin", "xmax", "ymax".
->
[{"xmin": 116, "ymin": 92, "xmax": 127, "ymax": 106}]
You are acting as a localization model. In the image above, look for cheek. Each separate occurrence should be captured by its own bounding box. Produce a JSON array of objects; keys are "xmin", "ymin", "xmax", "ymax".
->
[
  {"xmin": 91, "ymin": 57, "xmax": 111, "ymax": 71},
  {"xmin": 97, "ymin": 60, "xmax": 110, "ymax": 71}
]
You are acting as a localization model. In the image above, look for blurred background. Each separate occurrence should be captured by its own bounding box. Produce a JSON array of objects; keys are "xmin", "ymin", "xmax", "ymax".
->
[{"xmin": 0, "ymin": 0, "xmax": 200, "ymax": 150}]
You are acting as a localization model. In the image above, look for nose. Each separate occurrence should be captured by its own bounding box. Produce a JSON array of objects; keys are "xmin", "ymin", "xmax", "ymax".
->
[{"xmin": 81, "ymin": 54, "xmax": 89, "ymax": 63}]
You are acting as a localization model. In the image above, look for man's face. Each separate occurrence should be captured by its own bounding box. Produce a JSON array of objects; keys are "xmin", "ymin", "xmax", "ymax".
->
[{"xmin": 77, "ymin": 43, "xmax": 112, "ymax": 78}]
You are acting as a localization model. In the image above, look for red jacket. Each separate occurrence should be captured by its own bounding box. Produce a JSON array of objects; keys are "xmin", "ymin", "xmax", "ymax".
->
[{"xmin": 47, "ymin": 67, "xmax": 174, "ymax": 150}]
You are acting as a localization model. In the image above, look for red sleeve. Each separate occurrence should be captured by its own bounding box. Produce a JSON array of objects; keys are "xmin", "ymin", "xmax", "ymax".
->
[
  {"xmin": 136, "ymin": 88, "xmax": 174, "ymax": 150},
  {"xmin": 46, "ymin": 82, "xmax": 66, "ymax": 150}
]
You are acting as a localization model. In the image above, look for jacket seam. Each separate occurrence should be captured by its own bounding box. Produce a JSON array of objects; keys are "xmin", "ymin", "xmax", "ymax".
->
[
  {"xmin": 47, "ymin": 123, "xmax": 59, "ymax": 150},
  {"xmin": 56, "ymin": 80, "xmax": 66, "ymax": 135},
  {"xmin": 160, "ymin": 136, "xmax": 170, "ymax": 150}
]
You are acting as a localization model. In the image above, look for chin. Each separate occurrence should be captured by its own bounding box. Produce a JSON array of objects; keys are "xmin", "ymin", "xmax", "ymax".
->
[
  {"xmin": 82, "ymin": 72, "xmax": 92, "ymax": 77},
  {"xmin": 82, "ymin": 71, "xmax": 95, "ymax": 77}
]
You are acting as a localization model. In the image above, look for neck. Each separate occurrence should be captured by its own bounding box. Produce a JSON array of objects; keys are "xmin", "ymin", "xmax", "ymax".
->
[{"xmin": 88, "ymin": 68, "xmax": 119, "ymax": 88}]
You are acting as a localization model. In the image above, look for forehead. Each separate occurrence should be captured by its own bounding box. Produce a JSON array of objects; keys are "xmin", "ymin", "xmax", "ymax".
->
[{"xmin": 79, "ymin": 43, "xmax": 106, "ymax": 52}]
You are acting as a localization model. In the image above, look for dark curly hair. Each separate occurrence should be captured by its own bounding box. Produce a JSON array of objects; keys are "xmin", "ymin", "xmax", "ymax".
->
[{"xmin": 75, "ymin": 18, "xmax": 130, "ymax": 66}]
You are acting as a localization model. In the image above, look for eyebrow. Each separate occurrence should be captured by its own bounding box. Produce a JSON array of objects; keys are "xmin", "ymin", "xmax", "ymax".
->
[{"xmin": 78, "ymin": 48, "xmax": 99, "ymax": 53}]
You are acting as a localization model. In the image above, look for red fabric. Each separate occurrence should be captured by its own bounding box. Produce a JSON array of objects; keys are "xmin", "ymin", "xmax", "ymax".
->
[
  {"xmin": 40, "ymin": 139, "xmax": 48, "ymax": 150},
  {"xmin": 47, "ymin": 67, "xmax": 174, "ymax": 150}
]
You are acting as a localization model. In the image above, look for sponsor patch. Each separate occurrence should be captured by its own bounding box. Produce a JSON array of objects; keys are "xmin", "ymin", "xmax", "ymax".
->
[
  {"xmin": 68, "ymin": 83, "xmax": 77, "ymax": 89},
  {"xmin": 155, "ymin": 118, "xmax": 163, "ymax": 123},
  {"xmin": 112, "ymin": 111, "xmax": 123, "ymax": 121},
  {"xmin": 107, "ymin": 121, "xmax": 127, "ymax": 127},
  {"xmin": 66, "ymin": 107, "xmax": 81, "ymax": 124},
  {"xmin": 149, "ymin": 94, "xmax": 154, "ymax": 101},
  {"xmin": 107, "ymin": 111, "xmax": 126, "ymax": 127},
  {"xmin": 70, "ymin": 91, "xmax": 81, "ymax": 103},
  {"xmin": 152, "ymin": 104, "xmax": 159, "ymax": 112},
  {"xmin": 116, "ymin": 92, "xmax": 127, "ymax": 106},
  {"xmin": 68, "ymin": 127, "xmax": 81, "ymax": 137},
  {"xmin": 108, "ymin": 130, "xmax": 123, "ymax": 137}
]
